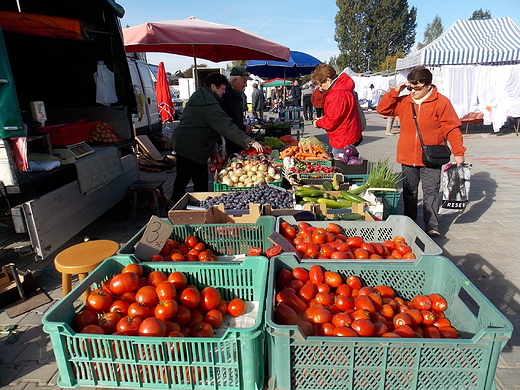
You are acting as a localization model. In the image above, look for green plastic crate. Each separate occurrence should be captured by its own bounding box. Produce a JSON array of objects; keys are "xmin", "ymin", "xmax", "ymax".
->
[
  {"xmin": 42, "ymin": 256, "xmax": 269, "ymax": 390},
  {"xmin": 371, "ymin": 190, "xmax": 401, "ymax": 220},
  {"xmin": 119, "ymin": 216, "xmax": 275, "ymax": 259},
  {"xmin": 344, "ymin": 174, "xmax": 369, "ymax": 187},
  {"xmin": 266, "ymin": 255, "xmax": 513, "ymax": 390},
  {"xmin": 276, "ymin": 215, "xmax": 442, "ymax": 258},
  {"xmin": 213, "ymin": 181, "xmax": 283, "ymax": 192}
]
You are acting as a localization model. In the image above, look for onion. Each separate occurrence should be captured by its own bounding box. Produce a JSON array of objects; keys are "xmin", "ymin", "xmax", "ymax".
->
[
  {"xmin": 251, "ymin": 166, "xmax": 258, "ymax": 172},
  {"xmin": 343, "ymin": 145, "xmax": 359, "ymax": 158},
  {"xmin": 231, "ymin": 175, "xmax": 240, "ymax": 183},
  {"xmin": 239, "ymin": 174, "xmax": 248, "ymax": 182},
  {"xmin": 235, "ymin": 163, "xmax": 243, "ymax": 169},
  {"xmin": 257, "ymin": 164, "xmax": 266, "ymax": 172},
  {"xmin": 244, "ymin": 164, "xmax": 252, "ymax": 171},
  {"xmin": 235, "ymin": 168, "xmax": 244, "ymax": 176},
  {"xmin": 267, "ymin": 167, "xmax": 276, "ymax": 176}
]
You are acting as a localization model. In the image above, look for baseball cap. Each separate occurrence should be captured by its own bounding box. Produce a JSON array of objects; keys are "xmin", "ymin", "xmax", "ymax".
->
[{"xmin": 230, "ymin": 66, "xmax": 252, "ymax": 80}]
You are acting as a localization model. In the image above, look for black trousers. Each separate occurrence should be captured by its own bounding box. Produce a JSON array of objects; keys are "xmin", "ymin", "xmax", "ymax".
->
[
  {"xmin": 315, "ymin": 107, "xmax": 324, "ymax": 118},
  {"xmin": 171, "ymin": 154, "xmax": 209, "ymax": 204},
  {"xmin": 303, "ymin": 101, "xmax": 313, "ymax": 120},
  {"xmin": 401, "ymin": 164, "xmax": 442, "ymax": 232}
]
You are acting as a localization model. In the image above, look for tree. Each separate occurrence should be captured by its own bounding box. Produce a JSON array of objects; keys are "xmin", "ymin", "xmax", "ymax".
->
[
  {"xmin": 182, "ymin": 63, "xmax": 208, "ymax": 78},
  {"xmin": 334, "ymin": 0, "xmax": 416, "ymax": 73},
  {"xmin": 417, "ymin": 15, "xmax": 443, "ymax": 49},
  {"xmin": 470, "ymin": 9, "xmax": 492, "ymax": 20}
]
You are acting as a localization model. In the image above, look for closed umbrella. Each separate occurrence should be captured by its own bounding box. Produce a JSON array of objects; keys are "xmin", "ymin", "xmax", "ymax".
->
[
  {"xmin": 156, "ymin": 62, "xmax": 175, "ymax": 123},
  {"xmin": 123, "ymin": 17, "xmax": 290, "ymax": 88}
]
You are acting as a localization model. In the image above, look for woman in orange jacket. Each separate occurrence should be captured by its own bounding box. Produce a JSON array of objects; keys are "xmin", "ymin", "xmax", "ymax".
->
[{"xmin": 377, "ymin": 67, "xmax": 466, "ymax": 238}]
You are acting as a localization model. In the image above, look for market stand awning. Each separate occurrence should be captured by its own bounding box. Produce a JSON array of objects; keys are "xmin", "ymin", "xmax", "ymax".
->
[{"xmin": 261, "ymin": 78, "xmax": 293, "ymax": 87}]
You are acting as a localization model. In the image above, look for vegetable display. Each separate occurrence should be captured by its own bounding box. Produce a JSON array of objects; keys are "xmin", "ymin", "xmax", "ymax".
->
[
  {"xmin": 366, "ymin": 157, "xmax": 403, "ymax": 189},
  {"xmin": 89, "ymin": 121, "xmax": 121, "ymax": 144},
  {"xmin": 273, "ymin": 264, "xmax": 459, "ymax": 339},
  {"xmin": 279, "ymin": 221, "xmax": 417, "ymax": 260},
  {"xmin": 74, "ymin": 265, "xmax": 248, "ymax": 338},
  {"xmin": 216, "ymin": 154, "xmax": 282, "ymax": 188}
]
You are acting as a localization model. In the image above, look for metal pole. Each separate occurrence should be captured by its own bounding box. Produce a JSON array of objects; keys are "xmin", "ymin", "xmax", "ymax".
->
[{"xmin": 193, "ymin": 47, "xmax": 198, "ymax": 89}]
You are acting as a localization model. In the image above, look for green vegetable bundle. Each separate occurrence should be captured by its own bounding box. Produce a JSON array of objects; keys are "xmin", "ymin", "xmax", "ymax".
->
[{"xmin": 366, "ymin": 157, "xmax": 403, "ymax": 189}]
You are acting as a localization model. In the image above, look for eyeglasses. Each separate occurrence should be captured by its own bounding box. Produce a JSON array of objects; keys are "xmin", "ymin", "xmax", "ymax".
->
[{"xmin": 407, "ymin": 84, "xmax": 426, "ymax": 91}]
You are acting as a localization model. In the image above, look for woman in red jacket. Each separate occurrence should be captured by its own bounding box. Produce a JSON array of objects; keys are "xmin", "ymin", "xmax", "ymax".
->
[
  {"xmin": 311, "ymin": 64, "xmax": 363, "ymax": 155},
  {"xmin": 310, "ymin": 86, "xmax": 324, "ymax": 118},
  {"xmin": 377, "ymin": 67, "xmax": 466, "ymax": 238}
]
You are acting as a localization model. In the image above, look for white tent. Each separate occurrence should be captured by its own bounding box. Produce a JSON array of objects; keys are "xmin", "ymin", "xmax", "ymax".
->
[{"xmin": 396, "ymin": 17, "xmax": 520, "ymax": 132}]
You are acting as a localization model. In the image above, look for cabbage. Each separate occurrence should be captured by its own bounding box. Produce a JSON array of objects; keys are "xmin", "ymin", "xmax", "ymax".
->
[
  {"xmin": 342, "ymin": 145, "xmax": 359, "ymax": 158},
  {"xmin": 347, "ymin": 156, "xmax": 363, "ymax": 165}
]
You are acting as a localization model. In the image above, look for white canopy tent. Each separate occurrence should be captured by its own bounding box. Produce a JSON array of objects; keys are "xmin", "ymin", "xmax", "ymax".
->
[{"xmin": 396, "ymin": 17, "xmax": 520, "ymax": 132}]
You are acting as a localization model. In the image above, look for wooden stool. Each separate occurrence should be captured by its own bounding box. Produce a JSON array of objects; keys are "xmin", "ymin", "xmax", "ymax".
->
[
  {"xmin": 54, "ymin": 240, "xmax": 119, "ymax": 300},
  {"xmin": 128, "ymin": 179, "xmax": 166, "ymax": 222}
]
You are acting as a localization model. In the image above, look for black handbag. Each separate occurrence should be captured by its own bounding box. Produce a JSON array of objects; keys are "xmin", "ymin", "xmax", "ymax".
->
[{"xmin": 411, "ymin": 103, "xmax": 451, "ymax": 168}]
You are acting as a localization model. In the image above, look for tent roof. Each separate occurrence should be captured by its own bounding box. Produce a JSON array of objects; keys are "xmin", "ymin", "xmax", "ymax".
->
[{"xmin": 396, "ymin": 17, "xmax": 520, "ymax": 70}]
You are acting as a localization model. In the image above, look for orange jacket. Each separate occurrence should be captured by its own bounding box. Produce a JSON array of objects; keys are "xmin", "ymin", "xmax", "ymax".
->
[{"xmin": 377, "ymin": 87, "xmax": 465, "ymax": 166}]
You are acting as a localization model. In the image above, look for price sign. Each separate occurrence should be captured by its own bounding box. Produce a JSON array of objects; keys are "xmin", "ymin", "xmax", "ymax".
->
[
  {"xmin": 134, "ymin": 215, "xmax": 174, "ymax": 260},
  {"xmin": 268, "ymin": 231, "xmax": 302, "ymax": 260}
]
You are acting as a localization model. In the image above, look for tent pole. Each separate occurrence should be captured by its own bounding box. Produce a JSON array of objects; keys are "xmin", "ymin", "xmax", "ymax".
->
[{"xmin": 193, "ymin": 47, "xmax": 198, "ymax": 89}]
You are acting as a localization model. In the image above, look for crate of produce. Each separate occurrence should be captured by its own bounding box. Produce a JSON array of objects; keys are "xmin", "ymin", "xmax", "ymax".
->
[
  {"xmin": 334, "ymin": 158, "xmax": 369, "ymax": 174},
  {"xmin": 266, "ymin": 254, "xmax": 513, "ymax": 390},
  {"xmin": 120, "ymin": 216, "xmax": 275, "ymax": 260},
  {"xmin": 367, "ymin": 189, "xmax": 401, "ymax": 220},
  {"xmin": 39, "ymin": 120, "xmax": 93, "ymax": 146},
  {"xmin": 263, "ymin": 122, "xmax": 293, "ymax": 137},
  {"xmin": 42, "ymin": 255, "xmax": 269, "ymax": 390},
  {"xmin": 213, "ymin": 180, "xmax": 283, "ymax": 192},
  {"xmin": 277, "ymin": 214, "xmax": 442, "ymax": 258},
  {"xmin": 344, "ymin": 173, "xmax": 369, "ymax": 187}
]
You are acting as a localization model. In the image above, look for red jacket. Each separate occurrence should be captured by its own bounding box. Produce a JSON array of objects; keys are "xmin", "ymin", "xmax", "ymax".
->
[
  {"xmin": 310, "ymin": 88, "xmax": 324, "ymax": 108},
  {"xmin": 315, "ymin": 73, "xmax": 362, "ymax": 148},
  {"xmin": 377, "ymin": 87, "xmax": 465, "ymax": 166}
]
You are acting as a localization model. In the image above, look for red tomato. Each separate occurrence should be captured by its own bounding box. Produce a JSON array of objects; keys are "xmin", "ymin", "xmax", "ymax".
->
[
  {"xmin": 354, "ymin": 295, "xmax": 376, "ymax": 314},
  {"xmin": 346, "ymin": 275, "xmax": 362, "ymax": 290},
  {"xmin": 184, "ymin": 235, "xmax": 199, "ymax": 249},
  {"xmin": 421, "ymin": 310, "xmax": 436, "ymax": 325},
  {"xmin": 172, "ymin": 305, "xmax": 191, "ymax": 326},
  {"xmin": 266, "ymin": 245, "xmax": 283, "ymax": 258},
  {"xmin": 139, "ymin": 317, "xmax": 167, "ymax": 337},
  {"xmin": 86, "ymin": 288, "xmax": 113, "ymax": 313},
  {"xmin": 274, "ymin": 303, "xmax": 298, "ymax": 325},
  {"xmin": 98, "ymin": 311, "xmax": 121, "ymax": 334},
  {"xmin": 312, "ymin": 307, "xmax": 332, "ymax": 324},
  {"xmin": 248, "ymin": 247, "xmax": 262, "ymax": 256},
  {"xmin": 332, "ymin": 312, "xmax": 352, "ymax": 328},
  {"xmin": 228, "ymin": 298, "xmax": 247, "ymax": 317},
  {"xmin": 354, "ymin": 248, "xmax": 369, "ymax": 259},
  {"xmin": 147, "ymin": 271, "xmax": 167, "ymax": 287},
  {"xmin": 309, "ymin": 264, "xmax": 324, "ymax": 284},
  {"xmin": 156, "ymin": 281, "xmax": 177, "ymax": 300},
  {"xmin": 121, "ymin": 264, "xmax": 143, "ymax": 277},
  {"xmin": 217, "ymin": 299, "xmax": 228, "ymax": 316},
  {"xmin": 276, "ymin": 287, "xmax": 296, "ymax": 304},
  {"xmin": 334, "ymin": 326, "xmax": 359, "ymax": 337},
  {"xmin": 428, "ymin": 293, "xmax": 448, "ymax": 312},
  {"xmin": 438, "ymin": 326, "xmax": 459, "ymax": 339},
  {"xmin": 381, "ymin": 332, "xmax": 402, "ymax": 338},
  {"xmin": 393, "ymin": 313, "xmax": 413, "ymax": 328},
  {"xmin": 199, "ymin": 287, "xmax": 222, "ymax": 311},
  {"xmin": 316, "ymin": 283, "xmax": 331, "ymax": 294},
  {"xmin": 326, "ymin": 222, "xmax": 342, "ymax": 235},
  {"xmin": 282, "ymin": 225, "xmax": 297, "ymax": 240},
  {"xmin": 319, "ymin": 322, "xmax": 335, "ymax": 336},
  {"xmin": 128, "ymin": 302, "xmax": 153, "ymax": 319},
  {"xmin": 286, "ymin": 279, "xmax": 305, "ymax": 292},
  {"xmin": 432, "ymin": 317, "xmax": 452, "ymax": 328},
  {"xmin": 405, "ymin": 308, "xmax": 423, "ymax": 327},
  {"xmin": 304, "ymin": 243, "xmax": 320, "ymax": 259},
  {"xmin": 393, "ymin": 236, "xmax": 406, "ymax": 245},
  {"xmin": 319, "ymin": 244, "xmax": 335, "ymax": 259},
  {"xmin": 336, "ymin": 284, "xmax": 352, "ymax": 297},
  {"xmin": 402, "ymin": 252, "xmax": 417, "ymax": 259},
  {"xmin": 374, "ymin": 285, "xmax": 395, "ymax": 299},
  {"xmin": 378, "ymin": 304, "xmax": 395, "ymax": 319},
  {"xmin": 396, "ymin": 244, "xmax": 412, "ymax": 255},
  {"xmin": 189, "ymin": 321, "xmax": 213, "ymax": 337},
  {"xmin": 73, "ymin": 309, "xmax": 99, "ymax": 331},
  {"xmin": 381, "ymin": 240, "xmax": 396, "ymax": 252},
  {"xmin": 370, "ymin": 243, "xmax": 384, "ymax": 256},
  {"xmin": 412, "ymin": 295, "xmax": 432, "ymax": 311},
  {"xmin": 155, "ymin": 299, "xmax": 178, "ymax": 322},
  {"xmin": 351, "ymin": 319, "xmax": 375, "ymax": 336},
  {"xmin": 149, "ymin": 254, "xmax": 165, "ymax": 262},
  {"xmin": 315, "ymin": 292, "xmax": 334, "ymax": 306},
  {"xmin": 116, "ymin": 315, "xmax": 143, "ymax": 336},
  {"xmin": 80, "ymin": 324, "xmax": 105, "ymax": 334},
  {"xmin": 330, "ymin": 251, "xmax": 349, "ymax": 260},
  {"xmin": 324, "ymin": 271, "xmax": 342, "ymax": 288},
  {"xmin": 159, "ymin": 242, "xmax": 172, "ymax": 257},
  {"xmin": 167, "ymin": 271, "xmax": 188, "ymax": 289},
  {"xmin": 205, "ymin": 309, "xmax": 224, "ymax": 329},
  {"xmin": 423, "ymin": 325, "xmax": 441, "ymax": 338},
  {"xmin": 298, "ymin": 284, "xmax": 317, "ymax": 303},
  {"xmin": 292, "ymin": 267, "xmax": 309, "ymax": 282},
  {"xmin": 297, "ymin": 320, "xmax": 315, "ymax": 336},
  {"xmin": 276, "ymin": 268, "xmax": 293, "ymax": 290},
  {"xmin": 135, "ymin": 285, "xmax": 159, "ymax": 307},
  {"xmin": 346, "ymin": 236, "xmax": 364, "ymax": 249},
  {"xmin": 334, "ymin": 295, "xmax": 354, "ymax": 312},
  {"xmin": 109, "ymin": 300, "xmax": 130, "ymax": 316},
  {"xmin": 393, "ymin": 324, "xmax": 415, "ymax": 338},
  {"xmin": 179, "ymin": 287, "xmax": 201, "ymax": 309},
  {"xmin": 285, "ymin": 294, "xmax": 308, "ymax": 314}
]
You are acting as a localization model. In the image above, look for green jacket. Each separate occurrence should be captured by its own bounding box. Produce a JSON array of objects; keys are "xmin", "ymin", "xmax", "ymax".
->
[{"xmin": 172, "ymin": 86, "xmax": 253, "ymax": 165}]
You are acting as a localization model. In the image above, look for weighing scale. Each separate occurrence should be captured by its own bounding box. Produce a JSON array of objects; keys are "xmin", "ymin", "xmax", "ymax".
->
[{"xmin": 53, "ymin": 141, "xmax": 95, "ymax": 164}]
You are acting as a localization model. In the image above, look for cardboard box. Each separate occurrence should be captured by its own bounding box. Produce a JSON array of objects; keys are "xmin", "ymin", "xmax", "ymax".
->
[
  {"xmin": 168, "ymin": 192, "xmax": 264, "ymax": 224},
  {"xmin": 0, "ymin": 266, "xmax": 38, "ymax": 309}
]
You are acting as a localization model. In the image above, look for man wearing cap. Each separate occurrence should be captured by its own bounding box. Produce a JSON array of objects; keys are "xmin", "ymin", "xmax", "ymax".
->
[{"xmin": 221, "ymin": 66, "xmax": 253, "ymax": 157}]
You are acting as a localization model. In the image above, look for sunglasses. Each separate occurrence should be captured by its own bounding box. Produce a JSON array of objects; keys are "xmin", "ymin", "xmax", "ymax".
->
[{"xmin": 407, "ymin": 84, "xmax": 426, "ymax": 91}]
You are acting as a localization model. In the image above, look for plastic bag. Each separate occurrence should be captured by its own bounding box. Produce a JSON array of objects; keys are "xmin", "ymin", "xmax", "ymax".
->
[
  {"xmin": 94, "ymin": 61, "xmax": 118, "ymax": 106},
  {"xmin": 439, "ymin": 163, "xmax": 471, "ymax": 215},
  {"xmin": 209, "ymin": 136, "xmax": 227, "ymax": 173}
]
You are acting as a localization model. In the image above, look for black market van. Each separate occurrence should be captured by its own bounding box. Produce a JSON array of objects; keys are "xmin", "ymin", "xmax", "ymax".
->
[{"xmin": 0, "ymin": 1, "xmax": 142, "ymax": 260}]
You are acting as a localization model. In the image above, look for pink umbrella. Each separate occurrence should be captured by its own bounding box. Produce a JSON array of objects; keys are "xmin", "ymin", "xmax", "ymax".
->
[
  {"xmin": 123, "ymin": 17, "xmax": 290, "ymax": 87},
  {"xmin": 156, "ymin": 62, "xmax": 175, "ymax": 123}
]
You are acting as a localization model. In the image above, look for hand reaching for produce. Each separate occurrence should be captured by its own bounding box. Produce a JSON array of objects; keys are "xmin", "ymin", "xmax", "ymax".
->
[{"xmin": 251, "ymin": 141, "xmax": 264, "ymax": 152}]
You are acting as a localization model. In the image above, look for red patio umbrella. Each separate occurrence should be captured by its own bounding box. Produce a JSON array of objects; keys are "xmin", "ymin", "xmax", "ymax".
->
[
  {"xmin": 156, "ymin": 62, "xmax": 175, "ymax": 123},
  {"xmin": 123, "ymin": 17, "xmax": 290, "ymax": 87}
]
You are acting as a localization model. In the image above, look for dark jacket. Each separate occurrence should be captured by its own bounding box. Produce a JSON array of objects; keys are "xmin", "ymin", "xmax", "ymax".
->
[
  {"xmin": 220, "ymin": 84, "xmax": 247, "ymax": 155},
  {"xmin": 315, "ymin": 73, "xmax": 362, "ymax": 148},
  {"xmin": 172, "ymin": 86, "xmax": 252, "ymax": 165},
  {"xmin": 377, "ymin": 86, "xmax": 465, "ymax": 166}
]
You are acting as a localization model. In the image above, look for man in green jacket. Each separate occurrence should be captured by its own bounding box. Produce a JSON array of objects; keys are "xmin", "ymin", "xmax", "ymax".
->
[{"xmin": 170, "ymin": 73, "xmax": 263, "ymax": 204}]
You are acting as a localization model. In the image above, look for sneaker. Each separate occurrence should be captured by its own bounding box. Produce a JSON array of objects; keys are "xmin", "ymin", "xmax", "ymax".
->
[{"xmin": 426, "ymin": 230, "xmax": 440, "ymax": 238}]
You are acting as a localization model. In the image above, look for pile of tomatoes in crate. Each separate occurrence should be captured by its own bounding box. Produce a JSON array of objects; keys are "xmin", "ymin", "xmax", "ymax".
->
[
  {"xmin": 274, "ymin": 265, "xmax": 459, "ymax": 339},
  {"xmin": 280, "ymin": 221, "xmax": 417, "ymax": 259},
  {"xmin": 148, "ymin": 236, "xmax": 218, "ymax": 262},
  {"xmin": 73, "ymin": 263, "xmax": 246, "ymax": 337}
]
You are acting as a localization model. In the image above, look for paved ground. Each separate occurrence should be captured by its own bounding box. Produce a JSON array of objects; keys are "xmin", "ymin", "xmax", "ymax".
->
[{"xmin": 0, "ymin": 112, "xmax": 519, "ymax": 389}]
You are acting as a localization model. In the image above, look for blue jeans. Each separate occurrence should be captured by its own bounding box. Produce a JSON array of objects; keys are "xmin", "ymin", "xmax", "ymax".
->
[{"xmin": 401, "ymin": 164, "xmax": 441, "ymax": 231}]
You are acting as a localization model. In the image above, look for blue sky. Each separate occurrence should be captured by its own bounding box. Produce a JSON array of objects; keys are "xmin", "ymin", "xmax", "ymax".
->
[{"xmin": 119, "ymin": 0, "xmax": 519, "ymax": 74}]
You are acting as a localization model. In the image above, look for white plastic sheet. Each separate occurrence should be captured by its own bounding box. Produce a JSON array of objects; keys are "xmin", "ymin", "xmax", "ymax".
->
[{"xmin": 94, "ymin": 61, "xmax": 117, "ymax": 106}]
